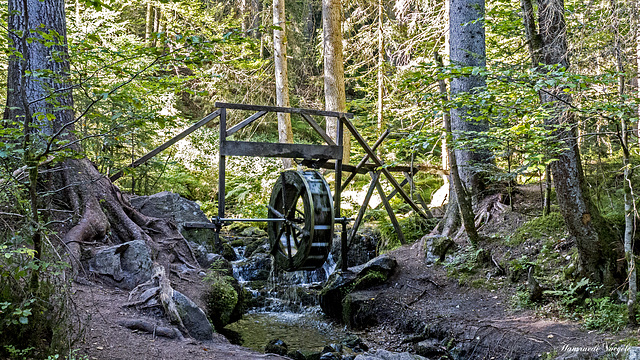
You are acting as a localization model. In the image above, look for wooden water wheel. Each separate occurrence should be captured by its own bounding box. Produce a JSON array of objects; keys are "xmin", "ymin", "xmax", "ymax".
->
[{"xmin": 267, "ymin": 170, "xmax": 334, "ymax": 271}]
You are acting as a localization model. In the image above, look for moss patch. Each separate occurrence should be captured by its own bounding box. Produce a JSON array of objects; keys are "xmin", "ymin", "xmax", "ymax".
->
[{"xmin": 507, "ymin": 212, "xmax": 565, "ymax": 246}]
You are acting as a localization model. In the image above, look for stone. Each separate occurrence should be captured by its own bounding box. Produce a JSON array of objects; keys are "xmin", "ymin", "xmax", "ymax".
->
[
  {"xmin": 222, "ymin": 243, "xmax": 237, "ymax": 261},
  {"xmin": 423, "ymin": 235, "xmax": 456, "ymax": 265},
  {"xmin": 354, "ymin": 349, "xmax": 427, "ymax": 360},
  {"xmin": 203, "ymin": 272, "xmax": 247, "ymax": 330},
  {"xmin": 343, "ymin": 336, "xmax": 369, "ymax": 353},
  {"xmin": 629, "ymin": 347, "xmax": 640, "ymax": 360},
  {"xmin": 172, "ymin": 290, "xmax": 214, "ymax": 341},
  {"xmin": 89, "ymin": 240, "xmax": 153, "ymax": 290},
  {"xmin": 348, "ymin": 254, "xmax": 397, "ymax": 279},
  {"xmin": 130, "ymin": 192, "xmax": 216, "ymax": 246},
  {"xmin": 414, "ymin": 339, "xmax": 445, "ymax": 357},
  {"xmin": 240, "ymin": 226, "xmax": 267, "ymax": 238},
  {"xmin": 342, "ymin": 292, "xmax": 377, "ymax": 330},
  {"xmin": 319, "ymin": 352, "xmax": 340, "ymax": 360},
  {"xmin": 265, "ymin": 339, "xmax": 289, "ymax": 356},
  {"xmin": 320, "ymin": 254, "xmax": 396, "ymax": 323}
]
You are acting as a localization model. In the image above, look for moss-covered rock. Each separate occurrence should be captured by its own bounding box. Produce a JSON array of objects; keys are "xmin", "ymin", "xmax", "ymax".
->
[
  {"xmin": 342, "ymin": 292, "xmax": 377, "ymax": 329},
  {"xmin": 319, "ymin": 254, "xmax": 396, "ymax": 325},
  {"xmin": 203, "ymin": 272, "xmax": 247, "ymax": 330},
  {"xmin": 221, "ymin": 243, "xmax": 237, "ymax": 261}
]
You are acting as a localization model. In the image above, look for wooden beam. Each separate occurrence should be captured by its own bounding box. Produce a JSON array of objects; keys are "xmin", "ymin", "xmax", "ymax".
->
[
  {"xmin": 215, "ymin": 102, "xmax": 354, "ymax": 119},
  {"xmin": 226, "ymin": 110, "xmax": 268, "ymax": 137},
  {"xmin": 220, "ymin": 141, "xmax": 342, "ymax": 160},
  {"xmin": 342, "ymin": 117, "xmax": 430, "ymax": 220},
  {"xmin": 376, "ymin": 181, "xmax": 406, "ymax": 245},
  {"xmin": 341, "ymin": 129, "xmax": 390, "ymax": 191},
  {"xmin": 110, "ymin": 110, "xmax": 221, "ymax": 181},
  {"xmin": 300, "ymin": 113, "xmax": 336, "ymax": 146},
  {"xmin": 348, "ymin": 171, "xmax": 380, "ymax": 246}
]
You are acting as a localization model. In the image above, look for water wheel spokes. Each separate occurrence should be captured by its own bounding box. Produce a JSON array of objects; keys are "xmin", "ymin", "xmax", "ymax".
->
[{"xmin": 268, "ymin": 170, "xmax": 334, "ymax": 271}]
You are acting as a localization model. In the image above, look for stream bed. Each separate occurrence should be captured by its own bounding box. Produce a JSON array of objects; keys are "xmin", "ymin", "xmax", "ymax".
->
[{"xmin": 225, "ymin": 310, "xmax": 350, "ymax": 353}]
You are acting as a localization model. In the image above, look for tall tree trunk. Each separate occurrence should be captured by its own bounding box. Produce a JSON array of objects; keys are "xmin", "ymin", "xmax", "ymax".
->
[
  {"xmin": 449, "ymin": 0, "xmax": 489, "ymax": 199},
  {"xmin": 274, "ymin": 0, "xmax": 293, "ymax": 168},
  {"xmin": 376, "ymin": 0, "xmax": 384, "ymax": 131},
  {"xmin": 145, "ymin": 1, "xmax": 153, "ymax": 46},
  {"xmin": 5, "ymin": 0, "xmax": 198, "ymax": 292},
  {"xmin": 538, "ymin": 0, "xmax": 620, "ymax": 286},
  {"xmin": 323, "ymin": 0, "xmax": 350, "ymax": 163},
  {"xmin": 436, "ymin": 53, "xmax": 479, "ymax": 245}
]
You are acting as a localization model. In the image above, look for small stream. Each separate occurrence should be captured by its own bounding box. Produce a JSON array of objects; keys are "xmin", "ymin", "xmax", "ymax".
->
[{"xmin": 227, "ymin": 241, "xmax": 350, "ymax": 354}]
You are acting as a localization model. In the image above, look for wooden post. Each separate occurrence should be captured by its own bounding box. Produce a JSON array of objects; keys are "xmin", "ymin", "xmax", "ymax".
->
[
  {"xmin": 348, "ymin": 171, "xmax": 380, "ymax": 244},
  {"xmin": 218, "ymin": 108, "xmax": 227, "ymax": 220},
  {"xmin": 335, "ymin": 116, "xmax": 347, "ymax": 271}
]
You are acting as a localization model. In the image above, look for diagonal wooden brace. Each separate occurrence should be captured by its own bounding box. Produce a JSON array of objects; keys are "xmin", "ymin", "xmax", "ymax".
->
[{"xmin": 342, "ymin": 117, "xmax": 430, "ymax": 220}]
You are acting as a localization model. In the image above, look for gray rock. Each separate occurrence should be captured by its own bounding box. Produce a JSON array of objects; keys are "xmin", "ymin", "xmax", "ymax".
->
[
  {"xmin": 190, "ymin": 241, "xmax": 223, "ymax": 268},
  {"xmin": 130, "ymin": 192, "xmax": 216, "ymax": 245},
  {"xmin": 240, "ymin": 226, "xmax": 267, "ymax": 237},
  {"xmin": 265, "ymin": 339, "xmax": 288, "ymax": 356},
  {"xmin": 173, "ymin": 290, "xmax": 214, "ymax": 341},
  {"xmin": 89, "ymin": 240, "xmax": 153, "ymax": 290},
  {"xmin": 320, "ymin": 254, "xmax": 396, "ymax": 323},
  {"xmin": 354, "ymin": 349, "xmax": 427, "ymax": 360},
  {"xmin": 348, "ymin": 254, "xmax": 397, "ymax": 278},
  {"xmin": 629, "ymin": 347, "xmax": 640, "ymax": 360},
  {"xmin": 415, "ymin": 339, "xmax": 444, "ymax": 357}
]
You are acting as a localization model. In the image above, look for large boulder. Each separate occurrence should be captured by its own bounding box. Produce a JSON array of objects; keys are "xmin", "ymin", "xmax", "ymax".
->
[
  {"xmin": 89, "ymin": 240, "xmax": 153, "ymax": 290},
  {"xmin": 202, "ymin": 271, "xmax": 248, "ymax": 330},
  {"xmin": 130, "ymin": 192, "xmax": 215, "ymax": 246},
  {"xmin": 423, "ymin": 235, "xmax": 456, "ymax": 265},
  {"xmin": 342, "ymin": 292, "xmax": 377, "ymax": 329},
  {"xmin": 320, "ymin": 254, "xmax": 396, "ymax": 324},
  {"xmin": 173, "ymin": 290, "xmax": 214, "ymax": 341}
]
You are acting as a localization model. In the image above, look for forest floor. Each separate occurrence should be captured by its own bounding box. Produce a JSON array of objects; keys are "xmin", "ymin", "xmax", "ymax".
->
[
  {"xmin": 348, "ymin": 185, "xmax": 638, "ymax": 359},
  {"xmin": 70, "ymin": 185, "xmax": 637, "ymax": 360}
]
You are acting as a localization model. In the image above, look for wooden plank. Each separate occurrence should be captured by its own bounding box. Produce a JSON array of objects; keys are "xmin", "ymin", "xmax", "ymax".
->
[
  {"xmin": 110, "ymin": 110, "xmax": 221, "ymax": 181},
  {"xmin": 300, "ymin": 113, "xmax": 336, "ymax": 146},
  {"xmin": 221, "ymin": 141, "xmax": 342, "ymax": 160},
  {"xmin": 341, "ymin": 129, "xmax": 390, "ymax": 191},
  {"xmin": 342, "ymin": 117, "xmax": 430, "ymax": 220},
  {"xmin": 376, "ymin": 181, "xmax": 406, "ymax": 245},
  {"xmin": 226, "ymin": 110, "xmax": 268, "ymax": 137},
  {"xmin": 215, "ymin": 102, "xmax": 354, "ymax": 119}
]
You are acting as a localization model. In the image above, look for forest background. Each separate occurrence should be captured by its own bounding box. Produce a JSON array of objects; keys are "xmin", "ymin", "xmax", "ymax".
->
[{"xmin": 1, "ymin": 0, "xmax": 640, "ymax": 357}]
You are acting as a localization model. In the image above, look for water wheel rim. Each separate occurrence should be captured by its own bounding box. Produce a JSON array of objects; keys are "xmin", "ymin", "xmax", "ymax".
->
[{"xmin": 268, "ymin": 170, "xmax": 333, "ymax": 271}]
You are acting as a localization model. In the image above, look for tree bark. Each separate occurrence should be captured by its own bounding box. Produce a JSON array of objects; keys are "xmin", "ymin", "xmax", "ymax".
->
[
  {"xmin": 376, "ymin": 0, "xmax": 384, "ymax": 131},
  {"xmin": 538, "ymin": 0, "xmax": 620, "ymax": 286},
  {"xmin": 436, "ymin": 53, "xmax": 479, "ymax": 245},
  {"xmin": 5, "ymin": 0, "xmax": 198, "ymax": 286},
  {"xmin": 145, "ymin": 1, "xmax": 153, "ymax": 46},
  {"xmin": 323, "ymin": 0, "xmax": 350, "ymax": 163},
  {"xmin": 449, "ymin": 0, "xmax": 489, "ymax": 199},
  {"xmin": 273, "ymin": 0, "xmax": 293, "ymax": 168}
]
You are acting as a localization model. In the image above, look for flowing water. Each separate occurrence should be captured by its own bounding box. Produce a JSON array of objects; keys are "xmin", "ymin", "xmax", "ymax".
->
[{"xmin": 228, "ymin": 243, "xmax": 349, "ymax": 353}]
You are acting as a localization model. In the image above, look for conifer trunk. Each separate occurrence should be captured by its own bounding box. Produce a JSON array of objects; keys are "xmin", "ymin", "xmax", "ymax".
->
[
  {"xmin": 273, "ymin": 0, "xmax": 293, "ymax": 168},
  {"xmin": 322, "ymin": 0, "xmax": 350, "ymax": 162}
]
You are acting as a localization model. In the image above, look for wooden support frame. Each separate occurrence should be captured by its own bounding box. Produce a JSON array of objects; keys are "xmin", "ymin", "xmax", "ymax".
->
[{"xmin": 109, "ymin": 109, "xmax": 221, "ymax": 182}]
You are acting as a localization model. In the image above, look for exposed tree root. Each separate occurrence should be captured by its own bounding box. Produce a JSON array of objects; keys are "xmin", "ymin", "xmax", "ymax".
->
[{"xmin": 118, "ymin": 319, "xmax": 184, "ymax": 340}]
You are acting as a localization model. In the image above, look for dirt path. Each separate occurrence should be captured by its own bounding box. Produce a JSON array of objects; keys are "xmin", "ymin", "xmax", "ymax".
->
[
  {"xmin": 72, "ymin": 282, "xmax": 287, "ymax": 360},
  {"xmin": 351, "ymin": 245, "xmax": 628, "ymax": 359}
]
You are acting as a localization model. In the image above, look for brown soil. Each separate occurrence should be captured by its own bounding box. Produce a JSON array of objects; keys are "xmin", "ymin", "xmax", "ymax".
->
[
  {"xmin": 70, "ymin": 185, "xmax": 635, "ymax": 360},
  {"xmin": 345, "ymin": 185, "xmax": 636, "ymax": 359},
  {"xmin": 72, "ymin": 280, "xmax": 287, "ymax": 360}
]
